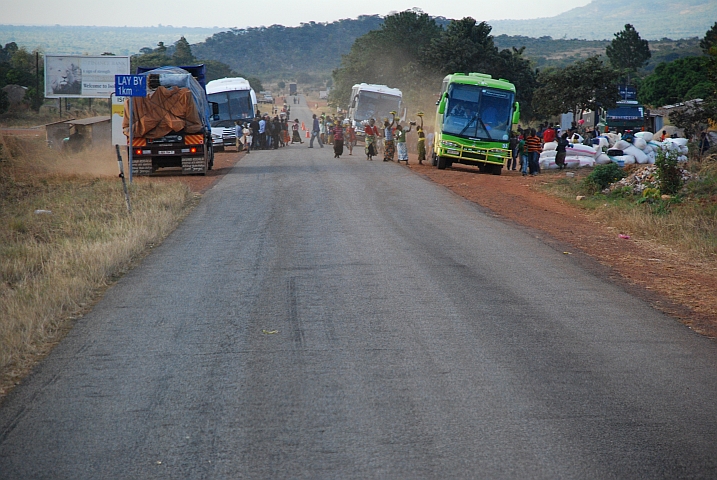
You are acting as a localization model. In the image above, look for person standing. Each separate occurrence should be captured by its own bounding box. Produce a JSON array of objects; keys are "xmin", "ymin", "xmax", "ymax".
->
[
  {"xmin": 291, "ymin": 119, "xmax": 303, "ymax": 144},
  {"xmin": 699, "ymin": 131, "xmax": 711, "ymax": 156},
  {"xmin": 250, "ymin": 116, "xmax": 261, "ymax": 151},
  {"xmin": 243, "ymin": 122, "xmax": 252, "ymax": 154},
  {"xmin": 364, "ymin": 118, "xmax": 379, "ymax": 161},
  {"xmin": 416, "ymin": 115, "xmax": 426, "ymax": 164},
  {"xmin": 519, "ymin": 134, "xmax": 529, "ymax": 176},
  {"xmin": 271, "ymin": 116, "xmax": 281, "ymax": 149},
  {"xmin": 507, "ymin": 131, "xmax": 518, "ymax": 171},
  {"xmin": 309, "ymin": 114, "xmax": 323, "ymax": 148},
  {"xmin": 332, "ymin": 120, "xmax": 344, "ymax": 158},
  {"xmin": 383, "ymin": 114, "xmax": 396, "ymax": 162},
  {"xmin": 525, "ymin": 128, "xmax": 542, "ymax": 176},
  {"xmin": 258, "ymin": 116, "xmax": 267, "ymax": 149},
  {"xmin": 543, "ymin": 123, "xmax": 556, "ymax": 143},
  {"xmin": 235, "ymin": 121, "xmax": 243, "ymax": 151},
  {"xmin": 395, "ymin": 122, "xmax": 413, "ymax": 164},
  {"xmin": 555, "ymin": 131, "xmax": 569, "ymax": 169}
]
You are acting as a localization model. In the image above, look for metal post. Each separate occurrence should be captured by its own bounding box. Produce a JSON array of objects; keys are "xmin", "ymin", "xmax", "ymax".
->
[
  {"xmin": 128, "ymin": 97, "xmax": 133, "ymax": 184},
  {"xmin": 115, "ymin": 145, "xmax": 132, "ymax": 214}
]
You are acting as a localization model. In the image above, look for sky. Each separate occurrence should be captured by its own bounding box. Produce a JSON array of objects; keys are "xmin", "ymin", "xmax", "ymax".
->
[{"xmin": 2, "ymin": 0, "xmax": 593, "ymax": 28}]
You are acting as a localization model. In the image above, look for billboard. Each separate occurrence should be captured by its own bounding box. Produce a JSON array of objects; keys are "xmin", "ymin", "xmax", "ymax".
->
[{"xmin": 45, "ymin": 55, "xmax": 130, "ymax": 98}]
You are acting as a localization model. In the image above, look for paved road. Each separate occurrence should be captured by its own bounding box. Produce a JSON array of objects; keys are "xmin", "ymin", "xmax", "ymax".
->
[{"xmin": 2, "ymin": 98, "xmax": 717, "ymax": 478}]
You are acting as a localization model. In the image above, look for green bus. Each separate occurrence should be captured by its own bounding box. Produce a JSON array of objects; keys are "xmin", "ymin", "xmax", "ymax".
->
[{"xmin": 432, "ymin": 73, "xmax": 520, "ymax": 174}]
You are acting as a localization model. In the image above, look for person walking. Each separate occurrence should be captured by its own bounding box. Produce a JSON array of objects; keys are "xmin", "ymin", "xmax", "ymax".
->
[
  {"xmin": 309, "ymin": 114, "xmax": 323, "ymax": 148},
  {"xmin": 555, "ymin": 131, "xmax": 569, "ymax": 169},
  {"xmin": 291, "ymin": 119, "xmax": 303, "ymax": 144},
  {"xmin": 250, "ymin": 116, "xmax": 261, "ymax": 151},
  {"xmin": 345, "ymin": 120, "xmax": 355, "ymax": 155},
  {"xmin": 234, "ymin": 121, "xmax": 243, "ymax": 151},
  {"xmin": 519, "ymin": 134, "xmax": 528, "ymax": 176},
  {"xmin": 395, "ymin": 122, "xmax": 413, "ymax": 164},
  {"xmin": 383, "ymin": 113, "xmax": 396, "ymax": 162},
  {"xmin": 525, "ymin": 128, "xmax": 542, "ymax": 176},
  {"xmin": 364, "ymin": 118, "xmax": 379, "ymax": 160},
  {"xmin": 258, "ymin": 116, "xmax": 267, "ymax": 150}
]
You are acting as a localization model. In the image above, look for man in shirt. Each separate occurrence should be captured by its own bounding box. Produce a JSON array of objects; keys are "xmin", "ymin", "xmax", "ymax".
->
[
  {"xmin": 309, "ymin": 114, "xmax": 323, "ymax": 148},
  {"xmin": 525, "ymin": 128, "xmax": 543, "ymax": 176}
]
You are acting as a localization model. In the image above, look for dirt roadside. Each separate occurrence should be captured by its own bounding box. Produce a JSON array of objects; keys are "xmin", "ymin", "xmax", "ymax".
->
[{"xmin": 178, "ymin": 148, "xmax": 717, "ymax": 339}]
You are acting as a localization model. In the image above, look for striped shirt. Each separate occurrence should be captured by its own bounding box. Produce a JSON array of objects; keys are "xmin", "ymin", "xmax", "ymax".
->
[{"xmin": 525, "ymin": 135, "xmax": 542, "ymax": 152}]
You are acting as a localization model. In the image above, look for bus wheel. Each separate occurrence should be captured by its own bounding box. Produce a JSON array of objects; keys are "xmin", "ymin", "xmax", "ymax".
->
[
  {"xmin": 491, "ymin": 164, "xmax": 502, "ymax": 175},
  {"xmin": 431, "ymin": 152, "xmax": 438, "ymax": 167},
  {"xmin": 437, "ymin": 156, "xmax": 447, "ymax": 170}
]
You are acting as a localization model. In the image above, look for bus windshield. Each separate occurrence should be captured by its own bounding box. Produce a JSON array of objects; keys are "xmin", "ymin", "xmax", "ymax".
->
[
  {"xmin": 355, "ymin": 91, "xmax": 401, "ymax": 122},
  {"xmin": 208, "ymin": 90, "xmax": 253, "ymax": 127},
  {"xmin": 443, "ymin": 84, "xmax": 514, "ymax": 141}
]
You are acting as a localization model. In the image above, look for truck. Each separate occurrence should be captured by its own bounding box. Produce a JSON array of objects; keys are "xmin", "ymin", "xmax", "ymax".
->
[
  {"xmin": 605, "ymin": 102, "xmax": 645, "ymax": 133},
  {"xmin": 432, "ymin": 73, "xmax": 520, "ymax": 175},
  {"xmin": 347, "ymin": 83, "xmax": 403, "ymax": 141},
  {"xmin": 124, "ymin": 65, "xmax": 215, "ymax": 175},
  {"xmin": 206, "ymin": 77, "xmax": 257, "ymax": 150},
  {"xmin": 289, "ymin": 83, "xmax": 297, "ymax": 96}
]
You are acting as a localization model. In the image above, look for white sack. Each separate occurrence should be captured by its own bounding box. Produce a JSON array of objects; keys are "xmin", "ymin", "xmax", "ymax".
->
[
  {"xmin": 613, "ymin": 154, "xmax": 636, "ymax": 165},
  {"xmin": 633, "ymin": 137, "xmax": 647, "ymax": 150},
  {"xmin": 669, "ymin": 138, "xmax": 689, "ymax": 147},
  {"xmin": 542, "ymin": 141, "xmax": 558, "ymax": 151},
  {"xmin": 595, "ymin": 153, "xmax": 612, "ymax": 165},
  {"xmin": 677, "ymin": 155, "xmax": 688, "ymax": 163},
  {"xmin": 579, "ymin": 158, "xmax": 595, "ymax": 168},
  {"xmin": 624, "ymin": 145, "xmax": 648, "ymax": 164},
  {"xmin": 540, "ymin": 150, "xmax": 557, "ymax": 159},
  {"xmin": 614, "ymin": 139, "xmax": 631, "ymax": 150},
  {"xmin": 566, "ymin": 143, "xmax": 598, "ymax": 157},
  {"xmin": 564, "ymin": 156, "xmax": 582, "ymax": 168},
  {"xmin": 679, "ymin": 145, "xmax": 689, "ymax": 155},
  {"xmin": 647, "ymin": 151, "xmax": 656, "ymax": 164},
  {"xmin": 635, "ymin": 131, "xmax": 653, "ymax": 142}
]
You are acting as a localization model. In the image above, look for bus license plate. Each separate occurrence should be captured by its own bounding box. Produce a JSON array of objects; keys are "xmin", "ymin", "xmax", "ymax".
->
[{"xmin": 158, "ymin": 150, "xmax": 174, "ymax": 155}]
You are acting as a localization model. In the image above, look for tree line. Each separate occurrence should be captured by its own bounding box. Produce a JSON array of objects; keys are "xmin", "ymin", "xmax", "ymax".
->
[{"xmin": 0, "ymin": 42, "xmax": 43, "ymax": 113}]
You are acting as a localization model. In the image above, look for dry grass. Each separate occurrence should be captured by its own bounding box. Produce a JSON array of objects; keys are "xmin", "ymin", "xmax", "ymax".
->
[
  {"xmin": 0, "ymin": 135, "xmax": 195, "ymax": 395},
  {"xmin": 542, "ymin": 158, "xmax": 717, "ymax": 261}
]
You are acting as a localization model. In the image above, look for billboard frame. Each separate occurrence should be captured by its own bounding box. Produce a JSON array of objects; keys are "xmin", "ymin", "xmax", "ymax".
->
[{"xmin": 44, "ymin": 55, "xmax": 130, "ymax": 99}]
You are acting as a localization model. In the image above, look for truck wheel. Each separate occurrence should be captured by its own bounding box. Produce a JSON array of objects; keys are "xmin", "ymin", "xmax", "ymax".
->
[
  {"xmin": 491, "ymin": 164, "xmax": 502, "ymax": 175},
  {"xmin": 437, "ymin": 156, "xmax": 447, "ymax": 170}
]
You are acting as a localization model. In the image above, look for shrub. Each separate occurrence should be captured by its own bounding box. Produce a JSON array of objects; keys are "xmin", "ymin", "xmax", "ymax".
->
[
  {"xmin": 583, "ymin": 163, "xmax": 627, "ymax": 193},
  {"xmin": 655, "ymin": 147, "xmax": 683, "ymax": 195}
]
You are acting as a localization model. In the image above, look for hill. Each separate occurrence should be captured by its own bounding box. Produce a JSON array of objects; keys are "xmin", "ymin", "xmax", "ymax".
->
[
  {"xmin": 0, "ymin": 25, "xmax": 223, "ymax": 56},
  {"xmin": 490, "ymin": 0, "xmax": 716, "ymax": 40}
]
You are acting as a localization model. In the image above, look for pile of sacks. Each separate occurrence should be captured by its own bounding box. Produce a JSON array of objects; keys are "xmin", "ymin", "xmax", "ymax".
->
[{"xmin": 539, "ymin": 131, "xmax": 690, "ymax": 170}]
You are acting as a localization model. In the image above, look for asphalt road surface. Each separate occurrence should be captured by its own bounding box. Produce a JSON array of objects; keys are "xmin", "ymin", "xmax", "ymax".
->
[{"xmin": 2, "ymin": 99, "xmax": 717, "ymax": 478}]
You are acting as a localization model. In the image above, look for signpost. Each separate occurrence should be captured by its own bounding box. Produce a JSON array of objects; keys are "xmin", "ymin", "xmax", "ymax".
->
[{"xmin": 115, "ymin": 75, "xmax": 147, "ymax": 182}]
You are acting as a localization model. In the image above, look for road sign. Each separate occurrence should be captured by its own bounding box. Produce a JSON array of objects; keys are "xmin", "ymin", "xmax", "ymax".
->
[{"xmin": 115, "ymin": 75, "xmax": 146, "ymax": 97}]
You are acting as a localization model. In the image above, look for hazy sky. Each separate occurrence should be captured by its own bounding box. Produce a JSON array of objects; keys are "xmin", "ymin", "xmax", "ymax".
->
[{"xmin": 3, "ymin": 0, "xmax": 593, "ymax": 28}]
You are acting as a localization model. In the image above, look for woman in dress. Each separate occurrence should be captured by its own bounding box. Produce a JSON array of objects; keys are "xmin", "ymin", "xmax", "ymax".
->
[
  {"xmin": 291, "ymin": 119, "xmax": 303, "ymax": 144},
  {"xmin": 395, "ymin": 122, "xmax": 413, "ymax": 164},
  {"xmin": 416, "ymin": 114, "xmax": 426, "ymax": 164},
  {"xmin": 332, "ymin": 121, "xmax": 344, "ymax": 158},
  {"xmin": 364, "ymin": 118, "xmax": 379, "ymax": 161},
  {"xmin": 383, "ymin": 114, "xmax": 396, "ymax": 162},
  {"xmin": 345, "ymin": 120, "xmax": 355, "ymax": 155}
]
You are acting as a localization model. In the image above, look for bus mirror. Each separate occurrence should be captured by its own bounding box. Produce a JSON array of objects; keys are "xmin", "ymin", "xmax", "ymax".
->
[
  {"xmin": 351, "ymin": 95, "xmax": 357, "ymax": 108},
  {"xmin": 211, "ymin": 102, "xmax": 219, "ymax": 116},
  {"xmin": 438, "ymin": 97, "xmax": 446, "ymax": 115},
  {"xmin": 512, "ymin": 102, "xmax": 520, "ymax": 125}
]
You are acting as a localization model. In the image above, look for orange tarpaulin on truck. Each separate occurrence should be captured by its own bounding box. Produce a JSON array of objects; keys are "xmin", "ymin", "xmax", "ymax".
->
[{"xmin": 122, "ymin": 86, "xmax": 203, "ymax": 139}]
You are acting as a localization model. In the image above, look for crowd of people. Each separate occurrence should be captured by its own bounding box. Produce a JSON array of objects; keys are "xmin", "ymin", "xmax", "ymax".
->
[{"xmin": 232, "ymin": 104, "xmax": 435, "ymax": 165}]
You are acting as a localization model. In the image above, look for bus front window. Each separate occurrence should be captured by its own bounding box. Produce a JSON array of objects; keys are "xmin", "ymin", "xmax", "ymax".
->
[{"xmin": 443, "ymin": 84, "xmax": 513, "ymax": 141}]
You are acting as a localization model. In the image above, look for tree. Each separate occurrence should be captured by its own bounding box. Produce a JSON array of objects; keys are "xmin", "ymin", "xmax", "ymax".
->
[
  {"xmin": 533, "ymin": 56, "xmax": 620, "ymax": 119},
  {"xmin": 330, "ymin": 10, "xmax": 443, "ymax": 109},
  {"xmin": 422, "ymin": 18, "xmax": 497, "ymax": 76},
  {"xmin": 606, "ymin": 24, "xmax": 651, "ymax": 84},
  {"xmin": 699, "ymin": 21, "xmax": 717, "ymax": 54},
  {"xmin": 422, "ymin": 18, "xmax": 537, "ymax": 119},
  {"xmin": 638, "ymin": 56, "xmax": 711, "ymax": 107},
  {"xmin": 172, "ymin": 36, "xmax": 195, "ymax": 65}
]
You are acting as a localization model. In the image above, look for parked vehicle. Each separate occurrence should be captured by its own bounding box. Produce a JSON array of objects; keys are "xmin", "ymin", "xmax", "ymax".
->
[
  {"xmin": 289, "ymin": 83, "xmax": 297, "ymax": 96},
  {"xmin": 125, "ymin": 65, "xmax": 215, "ymax": 175},
  {"xmin": 206, "ymin": 77, "xmax": 257, "ymax": 150},
  {"xmin": 347, "ymin": 83, "xmax": 403, "ymax": 141},
  {"xmin": 432, "ymin": 73, "xmax": 519, "ymax": 174}
]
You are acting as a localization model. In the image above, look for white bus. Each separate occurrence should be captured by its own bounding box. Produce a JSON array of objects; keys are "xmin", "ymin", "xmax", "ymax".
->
[
  {"xmin": 207, "ymin": 77, "xmax": 257, "ymax": 150},
  {"xmin": 347, "ymin": 83, "xmax": 403, "ymax": 140}
]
